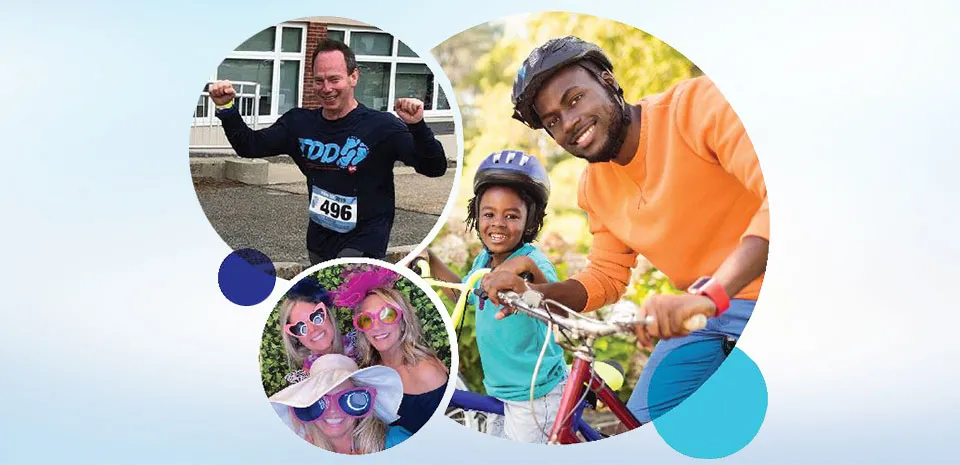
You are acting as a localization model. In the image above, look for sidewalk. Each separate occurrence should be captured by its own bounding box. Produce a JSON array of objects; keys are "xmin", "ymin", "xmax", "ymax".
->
[{"xmin": 193, "ymin": 157, "xmax": 456, "ymax": 278}]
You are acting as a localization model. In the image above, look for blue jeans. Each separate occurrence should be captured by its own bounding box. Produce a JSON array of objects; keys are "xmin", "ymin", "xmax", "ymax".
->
[{"xmin": 626, "ymin": 299, "xmax": 755, "ymax": 423}]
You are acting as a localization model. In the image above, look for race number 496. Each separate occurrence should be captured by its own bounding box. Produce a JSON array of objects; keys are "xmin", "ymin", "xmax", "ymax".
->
[
  {"xmin": 312, "ymin": 198, "xmax": 353, "ymax": 221},
  {"xmin": 309, "ymin": 186, "xmax": 358, "ymax": 233}
]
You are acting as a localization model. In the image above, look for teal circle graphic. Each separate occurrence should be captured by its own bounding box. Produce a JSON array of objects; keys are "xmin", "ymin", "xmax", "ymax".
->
[{"xmin": 652, "ymin": 347, "xmax": 767, "ymax": 459}]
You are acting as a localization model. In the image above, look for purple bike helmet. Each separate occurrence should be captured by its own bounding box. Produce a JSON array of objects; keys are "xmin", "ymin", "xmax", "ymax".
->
[{"xmin": 472, "ymin": 149, "xmax": 550, "ymax": 243}]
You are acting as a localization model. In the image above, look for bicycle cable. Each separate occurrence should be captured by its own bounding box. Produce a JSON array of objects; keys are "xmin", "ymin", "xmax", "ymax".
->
[
  {"xmin": 529, "ymin": 318, "xmax": 555, "ymax": 439},
  {"xmin": 524, "ymin": 297, "xmax": 594, "ymax": 440},
  {"xmin": 543, "ymin": 300, "xmax": 577, "ymax": 348},
  {"xmin": 528, "ymin": 300, "xmax": 604, "ymax": 442}
]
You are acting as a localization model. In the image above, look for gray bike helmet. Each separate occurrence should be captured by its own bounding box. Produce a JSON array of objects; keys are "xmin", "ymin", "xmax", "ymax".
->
[{"xmin": 511, "ymin": 36, "xmax": 623, "ymax": 129}]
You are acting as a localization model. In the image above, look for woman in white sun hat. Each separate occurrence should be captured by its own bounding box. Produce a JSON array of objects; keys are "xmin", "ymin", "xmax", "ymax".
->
[{"xmin": 270, "ymin": 354, "xmax": 412, "ymax": 454}]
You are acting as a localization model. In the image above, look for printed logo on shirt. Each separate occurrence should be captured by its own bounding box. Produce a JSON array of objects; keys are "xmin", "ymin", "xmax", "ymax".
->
[{"xmin": 298, "ymin": 136, "xmax": 369, "ymax": 171}]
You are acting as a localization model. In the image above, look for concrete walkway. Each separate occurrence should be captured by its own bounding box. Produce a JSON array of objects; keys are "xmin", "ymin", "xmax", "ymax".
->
[{"xmin": 192, "ymin": 156, "xmax": 457, "ymax": 277}]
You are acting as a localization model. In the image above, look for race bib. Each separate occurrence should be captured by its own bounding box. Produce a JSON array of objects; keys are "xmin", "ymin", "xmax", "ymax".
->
[{"xmin": 309, "ymin": 186, "xmax": 357, "ymax": 233}]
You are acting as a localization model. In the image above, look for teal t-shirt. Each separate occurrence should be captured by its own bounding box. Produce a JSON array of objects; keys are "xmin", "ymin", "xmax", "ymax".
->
[
  {"xmin": 464, "ymin": 243, "xmax": 567, "ymax": 401},
  {"xmin": 385, "ymin": 425, "xmax": 412, "ymax": 449}
]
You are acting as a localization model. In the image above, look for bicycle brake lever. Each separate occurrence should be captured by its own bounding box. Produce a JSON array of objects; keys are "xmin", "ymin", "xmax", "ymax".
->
[{"xmin": 472, "ymin": 287, "xmax": 489, "ymax": 312}]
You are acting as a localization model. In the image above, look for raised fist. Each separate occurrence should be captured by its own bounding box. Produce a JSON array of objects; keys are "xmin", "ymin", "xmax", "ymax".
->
[
  {"xmin": 208, "ymin": 80, "xmax": 236, "ymax": 106},
  {"xmin": 394, "ymin": 98, "xmax": 424, "ymax": 124}
]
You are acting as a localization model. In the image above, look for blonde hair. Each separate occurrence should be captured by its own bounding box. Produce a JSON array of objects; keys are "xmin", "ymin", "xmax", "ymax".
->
[
  {"xmin": 279, "ymin": 297, "xmax": 344, "ymax": 369},
  {"xmin": 354, "ymin": 287, "xmax": 441, "ymax": 368},
  {"xmin": 301, "ymin": 414, "xmax": 388, "ymax": 454}
]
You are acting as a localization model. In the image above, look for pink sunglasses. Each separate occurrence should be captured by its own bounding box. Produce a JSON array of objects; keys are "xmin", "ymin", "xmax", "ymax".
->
[
  {"xmin": 284, "ymin": 303, "xmax": 327, "ymax": 338},
  {"xmin": 352, "ymin": 304, "xmax": 404, "ymax": 332}
]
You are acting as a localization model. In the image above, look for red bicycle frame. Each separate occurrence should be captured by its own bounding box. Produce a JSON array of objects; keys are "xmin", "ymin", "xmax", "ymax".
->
[{"xmin": 549, "ymin": 355, "xmax": 642, "ymax": 444}]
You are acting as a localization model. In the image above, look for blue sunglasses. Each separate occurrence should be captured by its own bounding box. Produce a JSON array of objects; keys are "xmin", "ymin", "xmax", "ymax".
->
[{"xmin": 291, "ymin": 387, "xmax": 377, "ymax": 422}]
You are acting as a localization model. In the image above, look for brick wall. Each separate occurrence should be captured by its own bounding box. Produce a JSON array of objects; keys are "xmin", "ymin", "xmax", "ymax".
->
[
  {"xmin": 298, "ymin": 21, "xmax": 454, "ymax": 137},
  {"xmin": 301, "ymin": 22, "xmax": 328, "ymax": 110}
]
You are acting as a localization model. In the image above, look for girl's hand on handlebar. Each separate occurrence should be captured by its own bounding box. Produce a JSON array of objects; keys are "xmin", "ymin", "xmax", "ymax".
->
[
  {"xmin": 634, "ymin": 294, "xmax": 717, "ymax": 348},
  {"xmin": 479, "ymin": 270, "xmax": 526, "ymax": 312}
]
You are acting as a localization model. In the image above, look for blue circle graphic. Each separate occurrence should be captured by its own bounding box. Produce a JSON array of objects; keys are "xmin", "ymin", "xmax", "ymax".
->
[
  {"xmin": 218, "ymin": 248, "xmax": 276, "ymax": 306},
  {"xmin": 651, "ymin": 347, "xmax": 767, "ymax": 459}
]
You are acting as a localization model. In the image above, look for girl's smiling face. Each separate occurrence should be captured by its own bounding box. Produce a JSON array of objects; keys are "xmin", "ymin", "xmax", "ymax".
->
[{"xmin": 478, "ymin": 185, "xmax": 528, "ymax": 258}]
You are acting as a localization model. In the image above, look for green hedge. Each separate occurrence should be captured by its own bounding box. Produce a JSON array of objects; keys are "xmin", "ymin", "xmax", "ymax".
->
[{"xmin": 260, "ymin": 264, "xmax": 452, "ymax": 397}]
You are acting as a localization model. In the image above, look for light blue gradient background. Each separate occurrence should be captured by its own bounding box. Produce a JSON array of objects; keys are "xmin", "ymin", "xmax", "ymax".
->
[{"xmin": 1, "ymin": 0, "xmax": 957, "ymax": 463}]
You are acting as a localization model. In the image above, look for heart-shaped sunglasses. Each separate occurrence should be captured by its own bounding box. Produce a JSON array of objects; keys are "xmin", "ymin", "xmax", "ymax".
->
[{"xmin": 284, "ymin": 303, "xmax": 328, "ymax": 338}]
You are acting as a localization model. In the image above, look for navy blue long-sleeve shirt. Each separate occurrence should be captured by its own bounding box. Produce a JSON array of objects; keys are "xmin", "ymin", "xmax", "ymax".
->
[{"xmin": 216, "ymin": 102, "xmax": 447, "ymax": 260}]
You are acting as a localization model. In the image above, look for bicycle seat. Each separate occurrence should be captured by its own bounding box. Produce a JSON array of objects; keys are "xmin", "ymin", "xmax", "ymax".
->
[{"xmin": 571, "ymin": 359, "xmax": 626, "ymax": 391}]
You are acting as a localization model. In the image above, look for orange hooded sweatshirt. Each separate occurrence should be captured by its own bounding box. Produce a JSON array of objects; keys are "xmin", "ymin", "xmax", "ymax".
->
[{"xmin": 571, "ymin": 76, "xmax": 767, "ymax": 311}]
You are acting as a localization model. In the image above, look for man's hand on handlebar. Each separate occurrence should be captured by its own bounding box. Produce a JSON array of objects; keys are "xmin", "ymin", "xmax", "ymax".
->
[{"xmin": 633, "ymin": 294, "xmax": 718, "ymax": 349}]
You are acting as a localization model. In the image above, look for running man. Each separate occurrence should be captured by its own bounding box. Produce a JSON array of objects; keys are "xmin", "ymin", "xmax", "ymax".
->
[
  {"xmin": 209, "ymin": 38, "xmax": 447, "ymax": 264},
  {"xmin": 481, "ymin": 36, "xmax": 768, "ymax": 423}
]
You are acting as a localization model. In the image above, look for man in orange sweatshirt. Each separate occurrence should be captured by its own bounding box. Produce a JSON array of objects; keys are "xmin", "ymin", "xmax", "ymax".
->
[{"xmin": 480, "ymin": 36, "xmax": 768, "ymax": 423}]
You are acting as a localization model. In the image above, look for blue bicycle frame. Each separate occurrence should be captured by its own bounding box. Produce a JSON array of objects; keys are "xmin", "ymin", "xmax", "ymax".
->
[{"xmin": 449, "ymin": 388, "xmax": 603, "ymax": 441}]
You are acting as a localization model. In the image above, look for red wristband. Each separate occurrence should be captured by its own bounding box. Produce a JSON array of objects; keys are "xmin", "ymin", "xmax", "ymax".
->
[{"xmin": 688, "ymin": 276, "xmax": 730, "ymax": 316}]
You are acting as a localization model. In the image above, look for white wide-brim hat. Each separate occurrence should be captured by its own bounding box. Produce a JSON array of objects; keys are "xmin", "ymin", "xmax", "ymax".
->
[{"xmin": 269, "ymin": 354, "xmax": 403, "ymax": 424}]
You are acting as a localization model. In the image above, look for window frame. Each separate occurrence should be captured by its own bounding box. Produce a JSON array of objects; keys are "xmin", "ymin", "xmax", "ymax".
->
[
  {"xmin": 326, "ymin": 26, "xmax": 453, "ymax": 118},
  {"xmin": 215, "ymin": 23, "xmax": 308, "ymax": 123}
]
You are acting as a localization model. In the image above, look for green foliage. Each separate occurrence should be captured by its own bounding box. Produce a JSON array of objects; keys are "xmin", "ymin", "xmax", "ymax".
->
[
  {"xmin": 260, "ymin": 304, "xmax": 286, "ymax": 397},
  {"xmin": 447, "ymin": 293, "xmax": 486, "ymax": 394},
  {"xmin": 395, "ymin": 275, "xmax": 452, "ymax": 366},
  {"xmin": 259, "ymin": 264, "xmax": 452, "ymax": 397}
]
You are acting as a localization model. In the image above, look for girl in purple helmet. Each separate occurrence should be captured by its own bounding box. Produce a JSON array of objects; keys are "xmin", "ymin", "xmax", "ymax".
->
[{"xmin": 421, "ymin": 149, "xmax": 567, "ymax": 443}]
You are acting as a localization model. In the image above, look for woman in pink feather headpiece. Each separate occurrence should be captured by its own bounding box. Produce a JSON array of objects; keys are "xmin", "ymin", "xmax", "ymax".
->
[{"xmin": 333, "ymin": 264, "xmax": 449, "ymax": 435}]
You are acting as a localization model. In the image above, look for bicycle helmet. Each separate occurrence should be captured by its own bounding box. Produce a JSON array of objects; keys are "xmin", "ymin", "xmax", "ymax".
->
[
  {"xmin": 474, "ymin": 150, "xmax": 550, "ymax": 206},
  {"xmin": 469, "ymin": 149, "xmax": 550, "ymax": 244},
  {"xmin": 512, "ymin": 36, "xmax": 623, "ymax": 129}
]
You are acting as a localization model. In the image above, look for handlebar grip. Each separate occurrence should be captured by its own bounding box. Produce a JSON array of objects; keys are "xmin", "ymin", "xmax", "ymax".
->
[
  {"xmin": 519, "ymin": 271, "xmax": 534, "ymax": 282},
  {"xmin": 409, "ymin": 256, "xmax": 428, "ymax": 276},
  {"xmin": 473, "ymin": 288, "xmax": 488, "ymax": 300},
  {"xmin": 683, "ymin": 314, "xmax": 708, "ymax": 332}
]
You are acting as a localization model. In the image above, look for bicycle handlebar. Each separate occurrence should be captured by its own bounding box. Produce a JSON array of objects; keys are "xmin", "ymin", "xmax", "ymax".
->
[
  {"xmin": 413, "ymin": 261, "xmax": 707, "ymax": 339},
  {"xmin": 478, "ymin": 288, "xmax": 708, "ymax": 338}
]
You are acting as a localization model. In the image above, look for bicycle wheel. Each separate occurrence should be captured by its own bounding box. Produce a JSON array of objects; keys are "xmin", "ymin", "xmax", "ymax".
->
[{"xmin": 445, "ymin": 375, "xmax": 494, "ymax": 434}]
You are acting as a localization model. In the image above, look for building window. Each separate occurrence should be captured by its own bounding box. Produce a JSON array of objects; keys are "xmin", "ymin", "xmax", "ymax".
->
[
  {"xmin": 210, "ymin": 24, "xmax": 307, "ymax": 118},
  {"xmin": 326, "ymin": 27, "xmax": 452, "ymax": 115},
  {"xmin": 395, "ymin": 63, "xmax": 435, "ymax": 109},
  {"xmin": 356, "ymin": 62, "xmax": 391, "ymax": 111}
]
